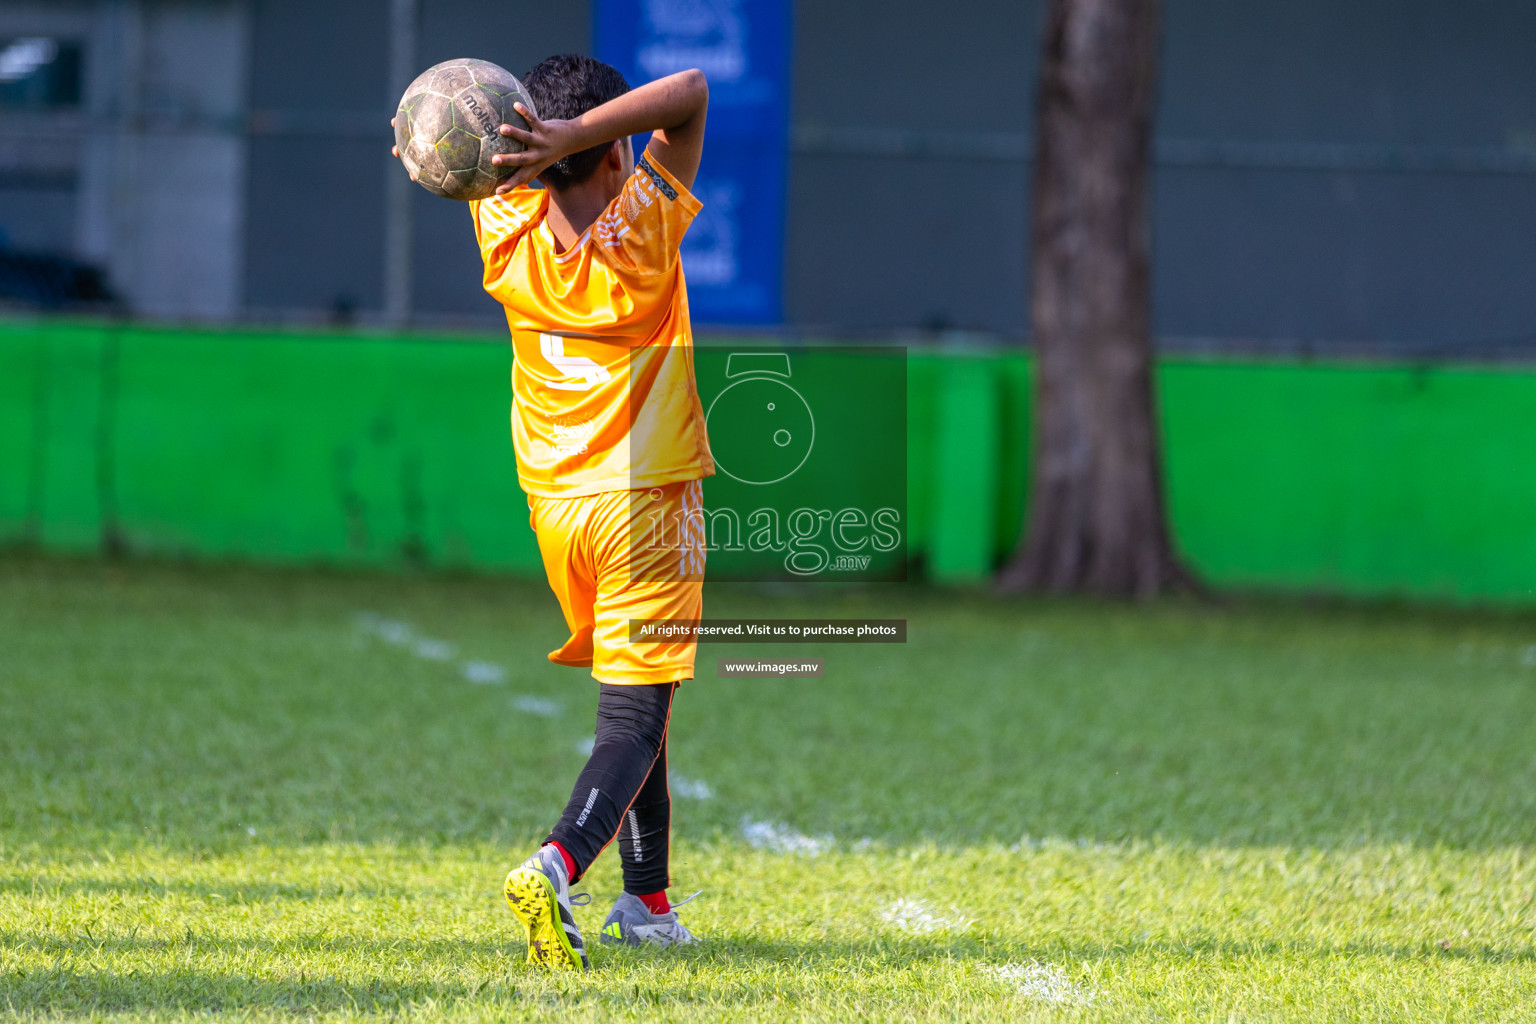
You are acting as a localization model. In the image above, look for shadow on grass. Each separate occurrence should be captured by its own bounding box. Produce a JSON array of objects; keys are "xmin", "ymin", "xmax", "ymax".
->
[
  {"xmin": 3, "ymin": 929, "xmax": 1530, "ymax": 1015},
  {"xmin": 1, "ymin": 966, "xmax": 500, "ymax": 1016},
  {"xmin": 0, "ymin": 875, "xmax": 400, "ymax": 902},
  {"xmin": 0, "ymin": 929, "xmax": 508, "ymax": 961}
]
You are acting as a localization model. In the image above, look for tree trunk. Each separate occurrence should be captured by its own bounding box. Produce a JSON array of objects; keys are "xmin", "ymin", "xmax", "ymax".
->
[{"xmin": 997, "ymin": 0, "xmax": 1193, "ymax": 598}]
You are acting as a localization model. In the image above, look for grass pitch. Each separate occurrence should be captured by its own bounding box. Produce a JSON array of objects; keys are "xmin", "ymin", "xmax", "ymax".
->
[{"xmin": 2, "ymin": 555, "xmax": 1534, "ymax": 1021}]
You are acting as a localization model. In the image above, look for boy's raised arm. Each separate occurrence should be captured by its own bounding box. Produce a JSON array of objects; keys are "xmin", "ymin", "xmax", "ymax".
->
[{"xmin": 491, "ymin": 69, "xmax": 708, "ymax": 194}]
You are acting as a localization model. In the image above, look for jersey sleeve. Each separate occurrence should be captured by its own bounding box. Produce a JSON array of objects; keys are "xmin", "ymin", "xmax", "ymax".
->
[
  {"xmin": 591, "ymin": 154, "xmax": 703, "ymax": 276},
  {"xmin": 469, "ymin": 189, "xmax": 543, "ymax": 274}
]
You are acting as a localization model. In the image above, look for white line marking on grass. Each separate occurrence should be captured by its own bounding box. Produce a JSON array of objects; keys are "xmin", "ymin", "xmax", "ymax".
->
[
  {"xmin": 879, "ymin": 898, "xmax": 971, "ymax": 934},
  {"xmin": 740, "ymin": 817, "xmax": 833, "ymax": 856},
  {"xmin": 357, "ymin": 613, "xmax": 454, "ymax": 660},
  {"xmin": 511, "ymin": 695, "xmax": 564, "ymax": 718},
  {"xmin": 359, "ymin": 613, "xmax": 513, "ymax": 684},
  {"xmin": 983, "ymin": 962, "xmax": 1095, "ymax": 1006},
  {"xmin": 356, "ymin": 613, "xmax": 414, "ymax": 646},
  {"xmin": 412, "ymin": 639, "xmax": 455, "ymax": 661},
  {"xmin": 672, "ymin": 775, "xmax": 713, "ymax": 800},
  {"xmin": 574, "ymin": 736, "xmax": 595, "ymax": 756},
  {"xmin": 461, "ymin": 661, "xmax": 507, "ymax": 684},
  {"xmin": 1454, "ymin": 641, "xmax": 1536, "ymax": 668}
]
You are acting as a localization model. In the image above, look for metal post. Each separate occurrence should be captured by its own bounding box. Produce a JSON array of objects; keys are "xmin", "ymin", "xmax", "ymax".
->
[
  {"xmin": 112, "ymin": 0, "xmax": 145, "ymax": 312},
  {"xmin": 383, "ymin": 0, "xmax": 417, "ymax": 327}
]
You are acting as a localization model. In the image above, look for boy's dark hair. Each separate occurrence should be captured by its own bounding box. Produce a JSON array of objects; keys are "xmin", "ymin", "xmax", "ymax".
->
[{"xmin": 521, "ymin": 54, "xmax": 631, "ymax": 190}]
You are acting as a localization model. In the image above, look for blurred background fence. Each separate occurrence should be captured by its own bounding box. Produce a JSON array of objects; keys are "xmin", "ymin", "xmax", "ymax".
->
[{"xmin": 5, "ymin": 319, "xmax": 1536, "ymax": 602}]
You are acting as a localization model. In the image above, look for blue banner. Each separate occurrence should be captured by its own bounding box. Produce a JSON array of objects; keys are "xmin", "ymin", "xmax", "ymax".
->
[{"xmin": 596, "ymin": 0, "xmax": 791, "ymax": 325}]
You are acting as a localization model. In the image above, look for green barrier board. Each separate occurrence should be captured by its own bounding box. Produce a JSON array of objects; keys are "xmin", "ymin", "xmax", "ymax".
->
[{"xmin": 3, "ymin": 320, "xmax": 1534, "ymax": 603}]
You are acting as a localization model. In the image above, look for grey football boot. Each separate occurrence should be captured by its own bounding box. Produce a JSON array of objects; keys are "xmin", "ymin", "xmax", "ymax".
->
[
  {"xmin": 503, "ymin": 845, "xmax": 592, "ymax": 970},
  {"xmin": 599, "ymin": 891, "xmax": 700, "ymax": 948}
]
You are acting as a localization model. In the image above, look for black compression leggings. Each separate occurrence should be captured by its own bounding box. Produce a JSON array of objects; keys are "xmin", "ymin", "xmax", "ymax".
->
[{"xmin": 546, "ymin": 682, "xmax": 676, "ymax": 893}]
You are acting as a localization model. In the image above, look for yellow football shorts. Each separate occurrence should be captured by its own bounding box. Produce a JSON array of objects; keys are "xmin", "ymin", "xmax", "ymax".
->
[{"xmin": 527, "ymin": 478, "xmax": 705, "ymax": 685}]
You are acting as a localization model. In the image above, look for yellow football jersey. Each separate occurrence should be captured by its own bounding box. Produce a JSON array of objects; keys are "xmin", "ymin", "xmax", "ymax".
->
[{"xmin": 470, "ymin": 155, "xmax": 715, "ymax": 498}]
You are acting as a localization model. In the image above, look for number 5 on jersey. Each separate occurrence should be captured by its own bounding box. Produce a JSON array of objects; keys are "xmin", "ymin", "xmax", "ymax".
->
[{"xmin": 540, "ymin": 333, "xmax": 611, "ymax": 392}]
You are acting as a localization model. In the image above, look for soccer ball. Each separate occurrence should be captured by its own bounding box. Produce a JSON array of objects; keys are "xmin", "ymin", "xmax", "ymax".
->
[{"xmin": 394, "ymin": 59, "xmax": 537, "ymax": 201}]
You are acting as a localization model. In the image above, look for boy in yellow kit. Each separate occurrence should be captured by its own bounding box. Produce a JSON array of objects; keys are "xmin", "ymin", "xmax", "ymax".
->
[{"xmin": 471, "ymin": 55, "xmax": 711, "ymax": 970}]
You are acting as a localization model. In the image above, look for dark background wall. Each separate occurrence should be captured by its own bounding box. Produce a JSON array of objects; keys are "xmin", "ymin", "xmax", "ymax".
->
[
  {"xmin": 243, "ymin": 0, "xmax": 588, "ymax": 323},
  {"xmin": 786, "ymin": 0, "xmax": 1038, "ymax": 338},
  {"xmin": 245, "ymin": 0, "xmax": 391, "ymax": 318},
  {"xmin": 22, "ymin": 1, "xmax": 1536, "ymax": 353},
  {"xmin": 1154, "ymin": 0, "xmax": 1536, "ymax": 353},
  {"xmin": 786, "ymin": 0, "xmax": 1536, "ymax": 353}
]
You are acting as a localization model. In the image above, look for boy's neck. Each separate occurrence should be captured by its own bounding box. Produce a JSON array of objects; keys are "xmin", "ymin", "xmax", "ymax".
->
[{"xmin": 544, "ymin": 183, "xmax": 618, "ymax": 254}]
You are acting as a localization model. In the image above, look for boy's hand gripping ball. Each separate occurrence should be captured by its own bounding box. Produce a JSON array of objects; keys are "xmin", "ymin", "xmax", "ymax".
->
[{"xmin": 394, "ymin": 59, "xmax": 538, "ymax": 201}]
